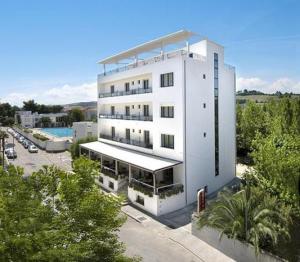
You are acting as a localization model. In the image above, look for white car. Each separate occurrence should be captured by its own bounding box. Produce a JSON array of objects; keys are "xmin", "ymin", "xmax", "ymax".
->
[
  {"xmin": 28, "ymin": 145, "xmax": 38, "ymax": 153},
  {"xmin": 6, "ymin": 148, "xmax": 17, "ymax": 159}
]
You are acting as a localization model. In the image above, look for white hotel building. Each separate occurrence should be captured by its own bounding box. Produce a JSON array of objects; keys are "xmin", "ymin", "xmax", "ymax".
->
[{"xmin": 80, "ymin": 30, "xmax": 236, "ymax": 216}]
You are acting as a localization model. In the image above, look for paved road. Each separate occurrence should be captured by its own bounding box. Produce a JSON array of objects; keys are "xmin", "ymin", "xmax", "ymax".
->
[
  {"xmin": 120, "ymin": 216, "xmax": 201, "ymax": 262},
  {"xmin": 4, "ymin": 130, "xmax": 72, "ymax": 175},
  {"xmin": 120, "ymin": 205, "xmax": 234, "ymax": 262}
]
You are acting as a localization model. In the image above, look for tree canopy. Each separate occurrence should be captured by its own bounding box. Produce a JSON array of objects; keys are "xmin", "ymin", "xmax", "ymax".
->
[{"xmin": 0, "ymin": 158, "xmax": 138, "ymax": 262}]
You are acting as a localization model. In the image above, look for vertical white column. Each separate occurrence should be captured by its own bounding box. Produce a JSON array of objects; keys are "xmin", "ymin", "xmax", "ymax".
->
[
  {"xmin": 115, "ymin": 160, "xmax": 118, "ymax": 176},
  {"xmin": 128, "ymin": 165, "xmax": 132, "ymax": 182},
  {"xmin": 153, "ymin": 172, "xmax": 156, "ymax": 195}
]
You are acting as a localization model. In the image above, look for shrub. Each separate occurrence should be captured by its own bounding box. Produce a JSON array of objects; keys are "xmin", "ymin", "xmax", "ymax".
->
[
  {"xmin": 33, "ymin": 133, "xmax": 49, "ymax": 141},
  {"xmin": 70, "ymin": 136, "xmax": 97, "ymax": 159}
]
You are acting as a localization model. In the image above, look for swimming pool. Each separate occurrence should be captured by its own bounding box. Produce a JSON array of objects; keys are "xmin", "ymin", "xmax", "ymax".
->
[{"xmin": 41, "ymin": 128, "xmax": 73, "ymax": 138}]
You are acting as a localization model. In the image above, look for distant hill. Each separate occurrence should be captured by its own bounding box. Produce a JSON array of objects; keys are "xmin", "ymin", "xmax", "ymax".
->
[{"xmin": 63, "ymin": 101, "xmax": 97, "ymax": 108}]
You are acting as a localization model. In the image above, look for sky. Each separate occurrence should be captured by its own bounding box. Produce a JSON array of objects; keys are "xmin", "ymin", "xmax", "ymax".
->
[{"xmin": 0, "ymin": 0, "xmax": 299, "ymax": 106}]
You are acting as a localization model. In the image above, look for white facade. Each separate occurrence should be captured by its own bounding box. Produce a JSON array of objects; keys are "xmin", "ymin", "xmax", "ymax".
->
[
  {"xmin": 81, "ymin": 30, "xmax": 236, "ymax": 216},
  {"xmin": 15, "ymin": 111, "xmax": 68, "ymax": 128},
  {"xmin": 73, "ymin": 121, "xmax": 97, "ymax": 141}
]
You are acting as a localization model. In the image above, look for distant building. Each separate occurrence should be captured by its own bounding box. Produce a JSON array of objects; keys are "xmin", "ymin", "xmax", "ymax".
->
[
  {"xmin": 82, "ymin": 107, "xmax": 97, "ymax": 121},
  {"xmin": 80, "ymin": 30, "xmax": 236, "ymax": 216},
  {"xmin": 15, "ymin": 111, "xmax": 39, "ymax": 128},
  {"xmin": 73, "ymin": 121, "xmax": 97, "ymax": 142},
  {"xmin": 15, "ymin": 111, "xmax": 68, "ymax": 128}
]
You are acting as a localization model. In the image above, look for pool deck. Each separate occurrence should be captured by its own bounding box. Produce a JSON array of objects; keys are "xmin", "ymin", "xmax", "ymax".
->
[{"xmin": 33, "ymin": 128, "xmax": 73, "ymax": 142}]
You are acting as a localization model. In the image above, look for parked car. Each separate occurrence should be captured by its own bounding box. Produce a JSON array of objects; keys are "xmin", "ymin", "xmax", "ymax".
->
[
  {"xmin": 4, "ymin": 143, "xmax": 15, "ymax": 154},
  {"xmin": 22, "ymin": 140, "xmax": 30, "ymax": 149},
  {"xmin": 6, "ymin": 148, "xmax": 17, "ymax": 159},
  {"xmin": 18, "ymin": 136, "xmax": 25, "ymax": 143},
  {"xmin": 28, "ymin": 145, "xmax": 38, "ymax": 153}
]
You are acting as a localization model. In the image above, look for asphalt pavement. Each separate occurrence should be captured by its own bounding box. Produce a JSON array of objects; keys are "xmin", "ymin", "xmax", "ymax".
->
[{"xmin": 4, "ymin": 130, "xmax": 72, "ymax": 176}]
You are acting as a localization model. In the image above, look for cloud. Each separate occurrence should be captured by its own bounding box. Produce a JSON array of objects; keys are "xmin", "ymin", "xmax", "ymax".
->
[
  {"xmin": 237, "ymin": 77, "xmax": 300, "ymax": 94},
  {"xmin": 2, "ymin": 82, "xmax": 97, "ymax": 106}
]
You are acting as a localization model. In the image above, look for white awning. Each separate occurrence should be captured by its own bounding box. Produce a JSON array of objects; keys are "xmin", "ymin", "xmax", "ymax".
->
[
  {"xmin": 80, "ymin": 141, "xmax": 181, "ymax": 172},
  {"xmin": 98, "ymin": 30, "xmax": 195, "ymax": 64}
]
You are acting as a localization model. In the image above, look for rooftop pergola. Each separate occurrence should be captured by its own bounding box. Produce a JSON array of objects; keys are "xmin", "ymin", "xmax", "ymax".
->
[{"xmin": 98, "ymin": 30, "xmax": 198, "ymax": 75}]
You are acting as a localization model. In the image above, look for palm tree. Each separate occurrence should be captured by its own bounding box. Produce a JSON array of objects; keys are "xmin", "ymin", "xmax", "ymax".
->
[{"xmin": 198, "ymin": 183, "xmax": 292, "ymax": 254}]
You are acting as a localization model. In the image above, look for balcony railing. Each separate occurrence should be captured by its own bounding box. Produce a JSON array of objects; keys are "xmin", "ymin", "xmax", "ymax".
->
[
  {"xmin": 99, "ymin": 114, "xmax": 153, "ymax": 121},
  {"xmin": 129, "ymin": 178, "xmax": 184, "ymax": 198},
  {"xmin": 99, "ymin": 87, "xmax": 152, "ymax": 98},
  {"xmin": 100, "ymin": 134, "xmax": 153, "ymax": 149},
  {"xmin": 98, "ymin": 50, "xmax": 207, "ymax": 78}
]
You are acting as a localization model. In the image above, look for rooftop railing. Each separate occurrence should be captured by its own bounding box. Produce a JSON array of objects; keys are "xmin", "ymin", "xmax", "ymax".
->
[
  {"xmin": 100, "ymin": 134, "xmax": 153, "ymax": 149},
  {"xmin": 99, "ymin": 114, "xmax": 153, "ymax": 121},
  {"xmin": 99, "ymin": 87, "xmax": 152, "ymax": 98},
  {"xmin": 98, "ymin": 50, "xmax": 206, "ymax": 78}
]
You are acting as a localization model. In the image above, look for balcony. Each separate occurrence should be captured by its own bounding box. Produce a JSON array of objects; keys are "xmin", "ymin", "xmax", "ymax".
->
[
  {"xmin": 99, "ymin": 114, "xmax": 153, "ymax": 121},
  {"xmin": 99, "ymin": 87, "xmax": 152, "ymax": 98},
  {"xmin": 100, "ymin": 134, "xmax": 153, "ymax": 149}
]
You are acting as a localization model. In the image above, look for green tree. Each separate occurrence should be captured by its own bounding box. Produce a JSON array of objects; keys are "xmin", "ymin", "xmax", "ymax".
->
[
  {"xmin": 198, "ymin": 184, "xmax": 292, "ymax": 254},
  {"xmin": 39, "ymin": 116, "xmax": 52, "ymax": 127},
  {"xmin": 70, "ymin": 136, "xmax": 97, "ymax": 159},
  {"xmin": 250, "ymin": 132, "xmax": 300, "ymax": 216},
  {"xmin": 69, "ymin": 108, "xmax": 84, "ymax": 123},
  {"xmin": 0, "ymin": 159, "xmax": 139, "ymax": 262},
  {"xmin": 23, "ymin": 99, "xmax": 39, "ymax": 112}
]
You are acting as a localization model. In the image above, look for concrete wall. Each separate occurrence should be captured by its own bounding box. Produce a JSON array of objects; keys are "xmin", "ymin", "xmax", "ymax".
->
[
  {"xmin": 73, "ymin": 122, "xmax": 97, "ymax": 142},
  {"xmin": 128, "ymin": 187, "xmax": 186, "ymax": 216},
  {"xmin": 13, "ymin": 127, "xmax": 70, "ymax": 152},
  {"xmin": 99, "ymin": 174, "xmax": 127, "ymax": 192},
  {"xmin": 191, "ymin": 216, "xmax": 285, "ymax": 262},
  {"xmin": 184, "ymin": 41, "xmax": 236, "ymax": 204}
]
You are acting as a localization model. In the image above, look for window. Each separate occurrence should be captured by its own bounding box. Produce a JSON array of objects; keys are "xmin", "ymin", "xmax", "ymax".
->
[
  {"xmin": 111, "ymin": 127, "xmax": 115, "ymax": 138},
  {"xmin": 125, "ymin": 82, "xmax": 130, "ymax": 92},
  {"xmin": 203, "ymin": 132, "xmax": 206, "ymax": 138},
  {"xmin": 138, "ymin": 105, "xmax": 141, "ymax": 109},
  {"xmin": 138, "ymin": 80, "xmax": 140, "ymax": 84},
  {"xmin": 144, "ymin": 130, "xmax": 150, "ymax": 145},
  {"xmin": 125, "ymin": 128, "xmax": 130, "ymax": 141},
  {"xmin": 160, "ymin": 72, "xmax": 174, "ymax": 87},
  {"xmin": 111, "ymin": 106, "xmax": 115, "ymax": 115},
  {"xmin": 161, "ymin": 134, "xmax": 174, "ymax": 149},
  {"xmin": 131, "ymin": 81, "xmax": 134, "ymax": 85},
  {"xmin": 132, "ymin": 129, "xmax": 135, "ymax": 133},
  {"xmin": 203, "ymin": 74, "xmax": 206, "ymax": 79},
  {"xmin": 214, "ymin": 53, "xmax": 219, "ymax": 176},
  {"xmin": 143, "ymin": 105, "xmax": 149, "ymax": 117},
  {"xmin": 110, "ymin": 85, "xmax": 115, "ymax": 93},
  {"xmin": 136, "ymin": 195, "xmax": 144, "ymax": 205},
  {"xmin": 132, "ymin": 105, "xmax": 134, "ymax": 109},
  {"xmin": 143, "ymin": 79, "xmax": 149, "ymax": 89},
  {"xmin": 125, "ymin": 106, "xmax": 130, "ymax": 116},
  {"xmin": 109, "ymin": 181, "xmax": 114, "ymax": 190},
  {"xmin": 203, "ymin": 103, "xmax": 206, "ymax": 108},
  {"xmin": 161, "ymin": 106, "xmax": 174, "ymax": 118}
]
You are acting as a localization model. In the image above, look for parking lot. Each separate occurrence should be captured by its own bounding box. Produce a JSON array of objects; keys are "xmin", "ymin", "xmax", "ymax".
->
[{"xmin": 3, "ymin": 128, "xmax": 72, "ymax": 176}]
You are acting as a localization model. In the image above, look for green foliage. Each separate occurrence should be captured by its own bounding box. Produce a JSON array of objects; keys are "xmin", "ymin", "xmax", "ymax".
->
[
  {"xmin": 198, "ymin": 184, "xmax": 292, "ymax": 255},
  {"xmin": 0, "ymin": 103, "xmax": 19, "ymax": 126},
  {"xmin": 250, "ymin": 133, "xmax": 300, "ymax": 216},
  {"xmin": 0, "ymin": 158, "xmax": 138, "ymax": 261},
  {"xmin": 129, "ymin": 181, "xmax": 153, "ymax": 197},
  {"xmin": 33, "ymin": 133, "xmax": 49, "ymax": 141},
  {"xmin": 237, "ymin": 97, "xmax": 300, "ymax": 156},
  {"xmin": 158, "ymin": 184, "xmax": 184, "ymax": 199},
  {"xmin": 23, "ymin": 99, "xmax": 63, "ymax": 114},
  {"xmin": 39, "ymin": 116, "xmax": 52, "ymax": 127},
  {"xmin": 70, "ymin": 136, "xmax": 97, "ymax": 159},
  {"xmin": 68, "ymin": 108, "xmax": 85, "ymax": 123}
]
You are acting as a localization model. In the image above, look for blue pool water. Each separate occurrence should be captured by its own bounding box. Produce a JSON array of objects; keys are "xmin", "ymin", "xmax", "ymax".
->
[{"xmin": 41, "ymin": 128, "xmax": 73, "ymax": 138}]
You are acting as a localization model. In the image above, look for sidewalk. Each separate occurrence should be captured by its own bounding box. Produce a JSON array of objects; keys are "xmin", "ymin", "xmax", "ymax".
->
[{"xmin": 121, "ymin": 204, "xmax": 235, "ymax": 262}]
